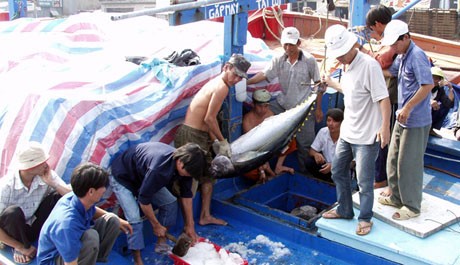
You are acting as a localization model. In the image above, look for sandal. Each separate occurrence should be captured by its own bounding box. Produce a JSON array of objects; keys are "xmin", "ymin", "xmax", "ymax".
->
[
  {"xmin": 356, "ymin": 221, "xmax": 373, "ymax": 236},
  {"xmin": 377, "ymin": 196, "xmax": 401, "ymax": 208},
  {"xmin": 322, "ymin": 209, "xmax": 352, "ymax": 220},
  {"xmin": 392, "ymin": 206, "xmax": 420, "ymax": 220},
  {"xmin": 13, "ymin": 249, "xmax": 32, "ymax": 264}
]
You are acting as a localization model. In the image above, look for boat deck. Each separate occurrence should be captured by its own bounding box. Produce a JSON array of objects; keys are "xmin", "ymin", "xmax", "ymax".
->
[
  {"xmin": 1, "ymin": 144, "xmax": 458, "ymax": 264},
  {"xmin": 317, "ymin": 166, "xmax": 460, "ymax": 265}
]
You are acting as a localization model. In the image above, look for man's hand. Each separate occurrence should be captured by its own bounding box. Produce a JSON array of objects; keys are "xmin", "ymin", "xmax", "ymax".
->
[
  {"xmin": 397, "ymin": 106, "xmax": 411, "ymax": 125},
  {"xmin": 319, "ymin": 163, "xmax": 331, "ymax": 174},
  {"xmin": 315, "ymin": 108, "xmax": 323, "ymax": 123},
  {"xmin": 119, "ymin": 219, "xmax": 133, "ymax": 235},
  {"xmin": 377, "ymin": 126, "xmax": 391, "ymax": 148},
  {"xmin": 212, "ymin": 139, "xmax": 231, "ymax": 157},
  {"xmin": 183, "ymin": 225, "xmax": 198, "ymax": 242},
  {"xmin": 431, "ymin": 100, "xmax": 440, "ymax": 111},
  {"xmin": 152, "ymin": 223, "xmax": 167, "ymax": 238},
  {"xmin": 39, "ymin": 163, "xmax": 57, "ymax": 188},
  {"xmin": 313, "ymin": 153, "xmax": 326, "ymax": 165}
]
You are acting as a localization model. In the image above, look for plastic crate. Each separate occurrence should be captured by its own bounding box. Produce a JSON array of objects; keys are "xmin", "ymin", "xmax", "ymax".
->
[{"xmin": 169, "ymin": 238, "xmax": 248, "ymax": 265}]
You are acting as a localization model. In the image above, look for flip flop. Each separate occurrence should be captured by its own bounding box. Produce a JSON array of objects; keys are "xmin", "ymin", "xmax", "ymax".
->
[
  {"xmin": 377, "ymin": 196, "xmax": 401, "ymax": 208},
  {"xmin": 13, "ymin": 249, "xmax": 32, "ymax": 264},
  {"xmin": 356, "ymin": 221, "xmax": 373, "ymax": 236},
  {"xmin": 392, "ymin": 206, "xmax": 420, "ymax": 220},
  {"xmin": 321, "ymin": 209, "xmax": 353, "ymax": 220}
]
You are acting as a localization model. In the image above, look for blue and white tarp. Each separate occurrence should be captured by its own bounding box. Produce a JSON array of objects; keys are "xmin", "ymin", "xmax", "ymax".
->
[{"xmin": 0, "ymin": 12, "xmax": 278, "ymax": 182}]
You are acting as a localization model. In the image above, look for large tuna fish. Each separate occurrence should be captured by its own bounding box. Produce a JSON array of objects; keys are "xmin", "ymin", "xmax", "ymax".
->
[{"xmin": 210, "ymin": 93, "xmax": 317, "ymax": 178}]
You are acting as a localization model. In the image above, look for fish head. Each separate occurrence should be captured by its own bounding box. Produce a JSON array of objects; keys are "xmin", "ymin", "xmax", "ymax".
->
[{"xmin": 210, "ymin": 155, "xmax": 235, "ymax": 179}]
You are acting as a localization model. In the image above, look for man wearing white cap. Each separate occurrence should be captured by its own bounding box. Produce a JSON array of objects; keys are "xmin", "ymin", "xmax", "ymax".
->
[
  {"xmin": 378, "ymin": 20, "xmax": 433, "ymax": 220},
  {"xmin": 320, "ymin": 25, "xmax": 390, "ymax": 236},
  {"xmin": 248, "ymin": 27, "xmax": 323, "ymax": 174},
  {"xmin": 0, "ymin": 142, "xmax": 71, "ymax": 264}
]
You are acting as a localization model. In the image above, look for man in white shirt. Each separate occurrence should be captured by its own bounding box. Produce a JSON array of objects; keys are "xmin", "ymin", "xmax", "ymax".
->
[
  {"xmin": 0, "ymin": 142, "xmax": 71, "ymax": 264},
  {"xmin": 321, "ymin": 25, "xmax": 391, "ymax": 236},
  {"xmin": 307, "ymin": 108, "xmax": 343, "ymax": 182}
]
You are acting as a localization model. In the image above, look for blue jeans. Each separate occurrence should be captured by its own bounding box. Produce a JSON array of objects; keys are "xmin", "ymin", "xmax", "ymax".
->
[
  {"xmin": 332, "ymin": 139, "xmax": 379, "ymax": 222},
  {"xmin": 110, "ymin": 176, "xmax": 178, "ymax": 250}
]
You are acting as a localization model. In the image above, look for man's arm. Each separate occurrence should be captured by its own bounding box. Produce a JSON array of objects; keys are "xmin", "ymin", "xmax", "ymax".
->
[
  {"xmin": 315, "ymin": 90, "xmax": 324, "ymax": 122},
  {"xmin": 139, "ymin": 203, "xmax": 167, "ymax": 238},
  {"xmin": 323, "ymin": 76, "xmax": 342, "ymax": 93},
  {"xmin": 360, "ymin": 45, "xmax": 396, "ymax": 70},
  {"xmin": 204, "ymin": 89, "xmax": 227, "ymax": 142},
  {"xmin": 439, "ymin": 81, "xmax": 455, "ymax": 108},
  {"xmin": 247, "ymin": 72, "xmax": 267, "ymax": 85},
  {"xmin": 94, "ymin": 207, "xmax": 133, "ymax": 235},
  {"xmin": 179, "ymin": 197, "xmax": 197, "ymax": 241},
  {"xmin": 378, "ymin": 97, "xmax": 391, "ymax": 148},
  {"xmin": 397, "ymin": 84, "xmax": 434, "ymax": 124},
  {"xmin": 40, "ymin": 168, "xmax": 71, "ymax": 196},
  {"xmin": 308, "ymin": 148, "xmax": 326, "ymax": 165},
  {"xmin": 382, "ymin": 69, "xmax": 392, "ymax": 78}
]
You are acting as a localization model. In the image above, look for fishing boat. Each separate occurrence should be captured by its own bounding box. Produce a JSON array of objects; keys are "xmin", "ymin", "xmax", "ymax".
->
[{"xmin": 0, "ymin": 1, "xmax": 459, "ymax": 264}]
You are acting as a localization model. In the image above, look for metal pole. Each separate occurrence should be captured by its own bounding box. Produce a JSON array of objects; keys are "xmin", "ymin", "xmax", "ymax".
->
[
  {"xmin": 392, "ymin": 0, "xmax": 422, "ymax": 19},
  {"xmin": 111, "ymin": 0, "xmax": 230, "ymax": 21}
]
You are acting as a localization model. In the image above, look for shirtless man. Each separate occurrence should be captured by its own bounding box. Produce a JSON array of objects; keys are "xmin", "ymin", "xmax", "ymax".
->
[
  {"xmin": 174, "ymin": 54, "xmax": 251, "ymax": 226},
  {"xmin": 242, "ymin": 89, "xmax": 294, "ymax": 183}
]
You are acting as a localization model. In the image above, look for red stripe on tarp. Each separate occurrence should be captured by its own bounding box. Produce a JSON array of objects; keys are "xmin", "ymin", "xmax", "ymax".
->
[
  {"xmin": 89, "ymin": 78, "xmax": 210, "ymax": 164},
  {"xmin": 1, "ymin": 94, "xmax": 40, "ymax": 177},
  {"xmin": 47, "ymin": 100, "xmax": 103, "ymax": 170}
]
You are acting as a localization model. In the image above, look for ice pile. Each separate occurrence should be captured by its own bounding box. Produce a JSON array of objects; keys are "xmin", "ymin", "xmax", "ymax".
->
[{"xmin": 180, "ymin": 241, "xmax": 245, "ymax": 265}]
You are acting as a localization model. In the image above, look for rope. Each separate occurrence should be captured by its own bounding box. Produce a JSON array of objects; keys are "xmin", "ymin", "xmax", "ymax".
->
[
  {"xmin": 310, "ymin": 15, "xmax": 322, "ymax": 38},
  {"xmin": 424, "ymin": 209, "xmax": 460, "ymax": 234},
  {"xmin": 261, "ymin": 7, "xmax": 284, "ymax": 41}
]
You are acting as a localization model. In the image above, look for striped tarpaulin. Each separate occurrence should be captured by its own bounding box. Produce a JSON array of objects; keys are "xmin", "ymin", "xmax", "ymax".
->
[{"xmin": 0, "ymin": 12, "xmax": 277, "ymax": 182}]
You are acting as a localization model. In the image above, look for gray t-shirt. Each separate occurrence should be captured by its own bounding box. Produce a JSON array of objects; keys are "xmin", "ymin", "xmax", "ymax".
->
[{"xmin": 264, "ymin": 51, "xmax": 320, "ymax": 110}]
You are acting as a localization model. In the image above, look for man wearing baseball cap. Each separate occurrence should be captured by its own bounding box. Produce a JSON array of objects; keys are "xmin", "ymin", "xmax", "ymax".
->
[
  {"xmin": 174, "ymin": 54, "xmax": 251, "ymax": 227},
  {"xmin": 0, "ymin": 142, "xmax": 71, "ymax": 264},
  {"xmin": 247, "ymin": 26, "xmax": 323, "ymax": 174},
  {"xmin": 320, "ymin": 25, "xmax": 391, "ymax": 236},
  {"xmin": 379, "ymin": 20, "xmax": 434, "ymax": 221}
]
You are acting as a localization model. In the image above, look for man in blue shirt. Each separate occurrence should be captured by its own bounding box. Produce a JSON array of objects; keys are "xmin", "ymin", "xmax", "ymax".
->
[
  {"xmin": 380, "ymin": 20, "xmax": 434, "ymax": 220},
  {"xmin": 110, "ymin": 142, "xmax": 206, "ymax": 265},
  {"xmin": 37, "ymin": 163, "xmax": 132, "ymax": 265}
]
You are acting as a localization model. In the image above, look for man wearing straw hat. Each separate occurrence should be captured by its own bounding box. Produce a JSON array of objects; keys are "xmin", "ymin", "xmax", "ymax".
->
[{"xmin": 0, "ymin": 142, "xmax": 71, "ymax": 264}]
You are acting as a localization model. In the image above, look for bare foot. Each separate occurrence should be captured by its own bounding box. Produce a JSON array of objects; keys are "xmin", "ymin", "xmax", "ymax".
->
[
  {"xmin": 13, "ymin": 249, "xmax": 31, "ymax": 264},
  {"xmin": 20, "ymin": 246, "xmax": 36, "ymax": 259},
  {"xmin": 199, "ymin": 216, "xmax": 227, "ymax": 226},
  {"xmin": 275, "ymin": 166, "xmax": 295, "ymax": 175},
  {"xmin": 379, "ymin": 187, "xmax": 392, "ymax": 197}
]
